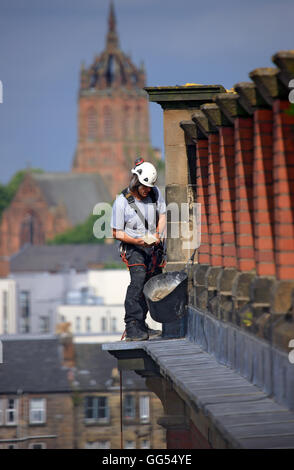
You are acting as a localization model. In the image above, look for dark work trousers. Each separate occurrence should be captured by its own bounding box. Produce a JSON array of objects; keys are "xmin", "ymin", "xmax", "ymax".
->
[{"xmin": 121, "ymin": 243, "xmax": 163, "ymax": 325}]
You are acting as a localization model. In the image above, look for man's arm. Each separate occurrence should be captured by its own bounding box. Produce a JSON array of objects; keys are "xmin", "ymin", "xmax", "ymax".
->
[
  {"xmin": 156, "ymin": 213, "xmax": 166, "ymax": 239},
  {"xmin": 112, "ymin": 229, "xmax": 146, "ymax": 246}
]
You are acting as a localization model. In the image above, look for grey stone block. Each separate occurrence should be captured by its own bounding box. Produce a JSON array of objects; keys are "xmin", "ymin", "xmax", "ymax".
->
[
  {"xmin": 217, "ymin": 268, "xmax": 238, "ymax": 292},
  {"xmin": 219, "ymin": 295, "xmax": 234, "ymax": 322},
  {"xmin": 166, "ymin": 236, "xmax": 187, "ymax": 262},
  {"xmin": 205, "ymin": 266, "xmax": 223, "ymax": 290},
  {"xmin": 193, "ymin": 264, "xmax": 210, "ymax": 286},
  {"xmin": 166, "ymin": 184, "xmax": 188, "ymax": 207},
  {"xmin": 197, "ymin": 287, "xmax": 208, "ymax": 310},
  {"xmin": 232, "ymin": 272, "xmax": 256, "ymax": 300},
  {"xmin": 187, "ymin": 305, "xmax": 293, "ymax": 409},
  {"xmin": 250, "ymin": 277, "xmax": 275, "ymax": 303}
]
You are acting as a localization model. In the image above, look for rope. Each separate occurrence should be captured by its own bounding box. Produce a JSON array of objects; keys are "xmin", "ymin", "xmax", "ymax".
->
[
  {"xmin": 119, "ymin": 328, "xmax": 126, "ymax": 449},
  {"xmin": 119, "ymin": 369, "xmax": 123, "ymax": 449}
]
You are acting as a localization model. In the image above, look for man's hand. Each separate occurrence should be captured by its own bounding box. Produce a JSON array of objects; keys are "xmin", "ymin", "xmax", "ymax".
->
[
  {"xmin": 153, "ymin": 232, "xmax": 161, "ymax": 245},
  {"xmin": 136, "ymin": 238, "xmax": 148, "ymax": 247}
]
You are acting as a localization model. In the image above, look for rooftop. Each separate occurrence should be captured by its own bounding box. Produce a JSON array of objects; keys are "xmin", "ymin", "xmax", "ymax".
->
[
  {"xmin": 0, "ymin": 337, "xmax": 70, "ymax": 394},
  {"xmin": 10, "ymin": 243, "xmax": 122, "ymax": 273},
  {"xmin": 32, "ymin": 172, "xmax": 111, "ymax": 226},
  {"xmin": 0, "ymin": 336, "xmax": 149, "ymax": 396}
]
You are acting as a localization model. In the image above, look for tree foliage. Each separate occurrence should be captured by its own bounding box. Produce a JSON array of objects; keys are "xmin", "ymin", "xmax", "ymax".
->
[
  {"xmin": 0, "ymin": 169, "xmax": 44, "ymax": 219},
  {"xmin": 47, "ymin": 214, "xmax": 106, "ymax": 245}
]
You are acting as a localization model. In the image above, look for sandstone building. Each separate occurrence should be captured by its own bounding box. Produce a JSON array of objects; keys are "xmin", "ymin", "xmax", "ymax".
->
[{"xmin": 0, "ymin": 335, "xmax": 166, "ymax": 449}]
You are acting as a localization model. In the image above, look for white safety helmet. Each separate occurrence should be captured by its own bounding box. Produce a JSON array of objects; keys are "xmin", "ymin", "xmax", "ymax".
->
[{"xmin": 131, "ymin": 160, "xmax": 157, "ymax": 187}]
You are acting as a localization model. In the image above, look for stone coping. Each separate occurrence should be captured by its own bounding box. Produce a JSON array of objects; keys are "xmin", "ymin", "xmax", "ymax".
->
[{"xmin": 103, "ymin": 337, "xmax": 294, "ymax": 449}]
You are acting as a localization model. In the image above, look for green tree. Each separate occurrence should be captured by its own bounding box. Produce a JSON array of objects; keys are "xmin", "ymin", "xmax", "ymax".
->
[
  {"xmin": 47, "ymin": 214, "xmax": 107, "ymax": 245},
  {"xmin": 0, "ymin": 169, "xmax": 44, "ymax": 219}
]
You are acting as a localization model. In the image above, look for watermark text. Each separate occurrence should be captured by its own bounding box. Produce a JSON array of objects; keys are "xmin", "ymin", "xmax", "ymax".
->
[{"xmin": 92, "ymin": 200, "xmax": 201, "ymax": 250}]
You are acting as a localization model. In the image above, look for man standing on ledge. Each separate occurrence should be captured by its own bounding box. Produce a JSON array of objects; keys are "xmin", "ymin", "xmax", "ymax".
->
[{"xmin": 111, "ymin": 158, "xmax": 166, "ymax": 341}]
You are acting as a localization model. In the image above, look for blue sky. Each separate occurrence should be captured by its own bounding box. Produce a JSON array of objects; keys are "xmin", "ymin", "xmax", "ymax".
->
[{"xmin": 0, "ymin": 0, "xmax": 293, "ymax": 183}]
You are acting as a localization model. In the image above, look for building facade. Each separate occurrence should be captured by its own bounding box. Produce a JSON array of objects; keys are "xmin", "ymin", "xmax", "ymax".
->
[
  {"xmin": 0, "ymin": 172, "xmax": 111, "ymax": 277},
  {"xmin": 0, "ymin": 336, "xmax": 166, "ymax": 449},
  {"xmin": 3, "ymin": 245, "xmax": 161, "ymax": 339},
  {"xmin": 0, "ymin": 337, "xmax": 74, "ymax": 449},
  {"xmin": 0, "ymin": 279, "xmax": 17, "ymax": 335}
]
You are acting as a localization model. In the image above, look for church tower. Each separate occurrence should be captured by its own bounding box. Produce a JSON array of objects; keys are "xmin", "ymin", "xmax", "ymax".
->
[{"xmin": 72, "ymin": 2, "xmax": 154, "ymax": 198}]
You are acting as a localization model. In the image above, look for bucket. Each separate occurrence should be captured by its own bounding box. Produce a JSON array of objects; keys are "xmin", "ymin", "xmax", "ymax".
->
[
  {"xmin": 143, "ymin": 270, "xmax": 188, "ymax": 323},
  {"xmin": 143, "ymin": 248, "xmax": 197, "ymax": 324}
]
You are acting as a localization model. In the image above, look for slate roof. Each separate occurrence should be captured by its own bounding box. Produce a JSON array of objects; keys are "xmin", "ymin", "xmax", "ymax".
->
[
  {"xmin": 74, "ymin": 344, "xmax": 146, "ymax": 391},
  {"xmin": 33, "ymin": 172, "xmax": 111, "ymax": 226},
  {"xmin": 0, "ymin": 336, "xmax": 70, "ymax": 394},
  {"xmin": 0, "ymin": 338, "xmax": 146, "ymax": 395},
  {"xmin": 10, "ymin": 243, "xmax": 121, "ymax": 272}
]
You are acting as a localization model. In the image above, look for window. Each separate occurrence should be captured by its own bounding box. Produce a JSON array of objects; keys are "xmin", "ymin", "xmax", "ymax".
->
[
  {"xmin": 29, "ymin": 443, "xmax": 46, "ymax": 449},
  {"xmin": 19, "ymin": 291, "xmax": 30, "ymax": 333},
  {"xmin": 141, "ymin": 440, "xmax": 150, "ymax": 449},
  {"xmin": 3, "ymin": 291, "xmax": 8, "ymax": 334},
  {"xmin": 87, "ymin": 107, "xmax": 98, "ymax": 140},
  {"xmin": 7, "ymin": 444, "xmax": 18, "ymax": 449},
  {"xmin": 124, "ymin": 395, "xmax": 135, "ymax": 419},
  {"xmin": 86, "ymin": 317, "xmax": 91, "ymax": 333},
  {"xmin": 6, "ymin": 399, "xmax": 17, "ymax": 426},
  {"xmin": 20, "ymin": 211, "xmax": 44, "ymax": 247},
  {"xmin": 104, "ymin": 106, "xmax": 113, "ymax": 138},
  {"xmin": 139, "ymin": 396, "xmax": 150, "ymax": 422},
  {"xmin": 39, "ymin": 316, "xmax": 50, "ymax": 334},
  {"xmin": 80, "ymin": 287, "xmax": 88, "ymax": 304},
  {"xmin": 84, "ymin": 440, "xmax": 110, "ymax": 449},
  {"xmin": 84, "ymin": 396, "xmax": 109, "ymax": 422},
  {"xmin": 29, "ymin": 399, "xmax": 46, "ymax": 424},
  {"xmin": 97, "ymin": 441, "xmax": 111, "ymax": 449},
  {"xmin": 75, "ymin": 316, "xmax": 81, "ymax": 333},
  {"xmin": 111, "ymin": 317, "xmax": 117, "ymax": 333},
  {"xmin": 124, "ymin": 440, "xmax": 135, "ymax": 449},
  {"xmin": 135, "ymin": 105, "xmax": 141, "ymax": 139},
  {"xmin": 101, "ymin": 317, "xmax": 107, "ymax": 332}
]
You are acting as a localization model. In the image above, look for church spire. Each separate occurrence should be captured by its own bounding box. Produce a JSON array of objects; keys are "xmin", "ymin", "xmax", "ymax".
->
[{"xmin": 106, "ymin": 1, "xmax": 119, "ymax": 50}]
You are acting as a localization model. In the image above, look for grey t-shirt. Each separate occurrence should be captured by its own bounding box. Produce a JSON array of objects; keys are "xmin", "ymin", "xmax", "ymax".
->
[{"xmin": 111, "ymin": 186, "xmax": 166, "ymax": 239}]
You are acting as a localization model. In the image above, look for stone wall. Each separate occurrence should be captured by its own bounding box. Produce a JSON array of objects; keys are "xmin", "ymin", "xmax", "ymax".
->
[
  {"xmin": 189, "ymin": 52, "xmax": 294, "ymax": 355},
  {"xmin": 146, "ymin": 51, "xmax": 294, "ymax": 411},
  {"xmin": 0, "ymin": 393, "xmax": 74, "ymax": 449},
  {"xmin": 74, "ymin": 388, "xmax": 166, "ymax": 450}
]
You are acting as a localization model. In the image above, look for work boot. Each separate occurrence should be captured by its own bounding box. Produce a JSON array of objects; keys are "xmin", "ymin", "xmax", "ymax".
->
[
  {"xmin": 125, "ymin": 320, "xmax": 149, "ymax": 342},
  {"xmin": 139, "ymin": 321, "xmax": 162, "ymax": 339}
]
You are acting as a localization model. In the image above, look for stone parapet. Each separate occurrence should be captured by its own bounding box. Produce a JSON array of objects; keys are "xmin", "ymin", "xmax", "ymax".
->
[{"xmin": 146, "ymin": 48, "xmax": 294, "ymax": 379}]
